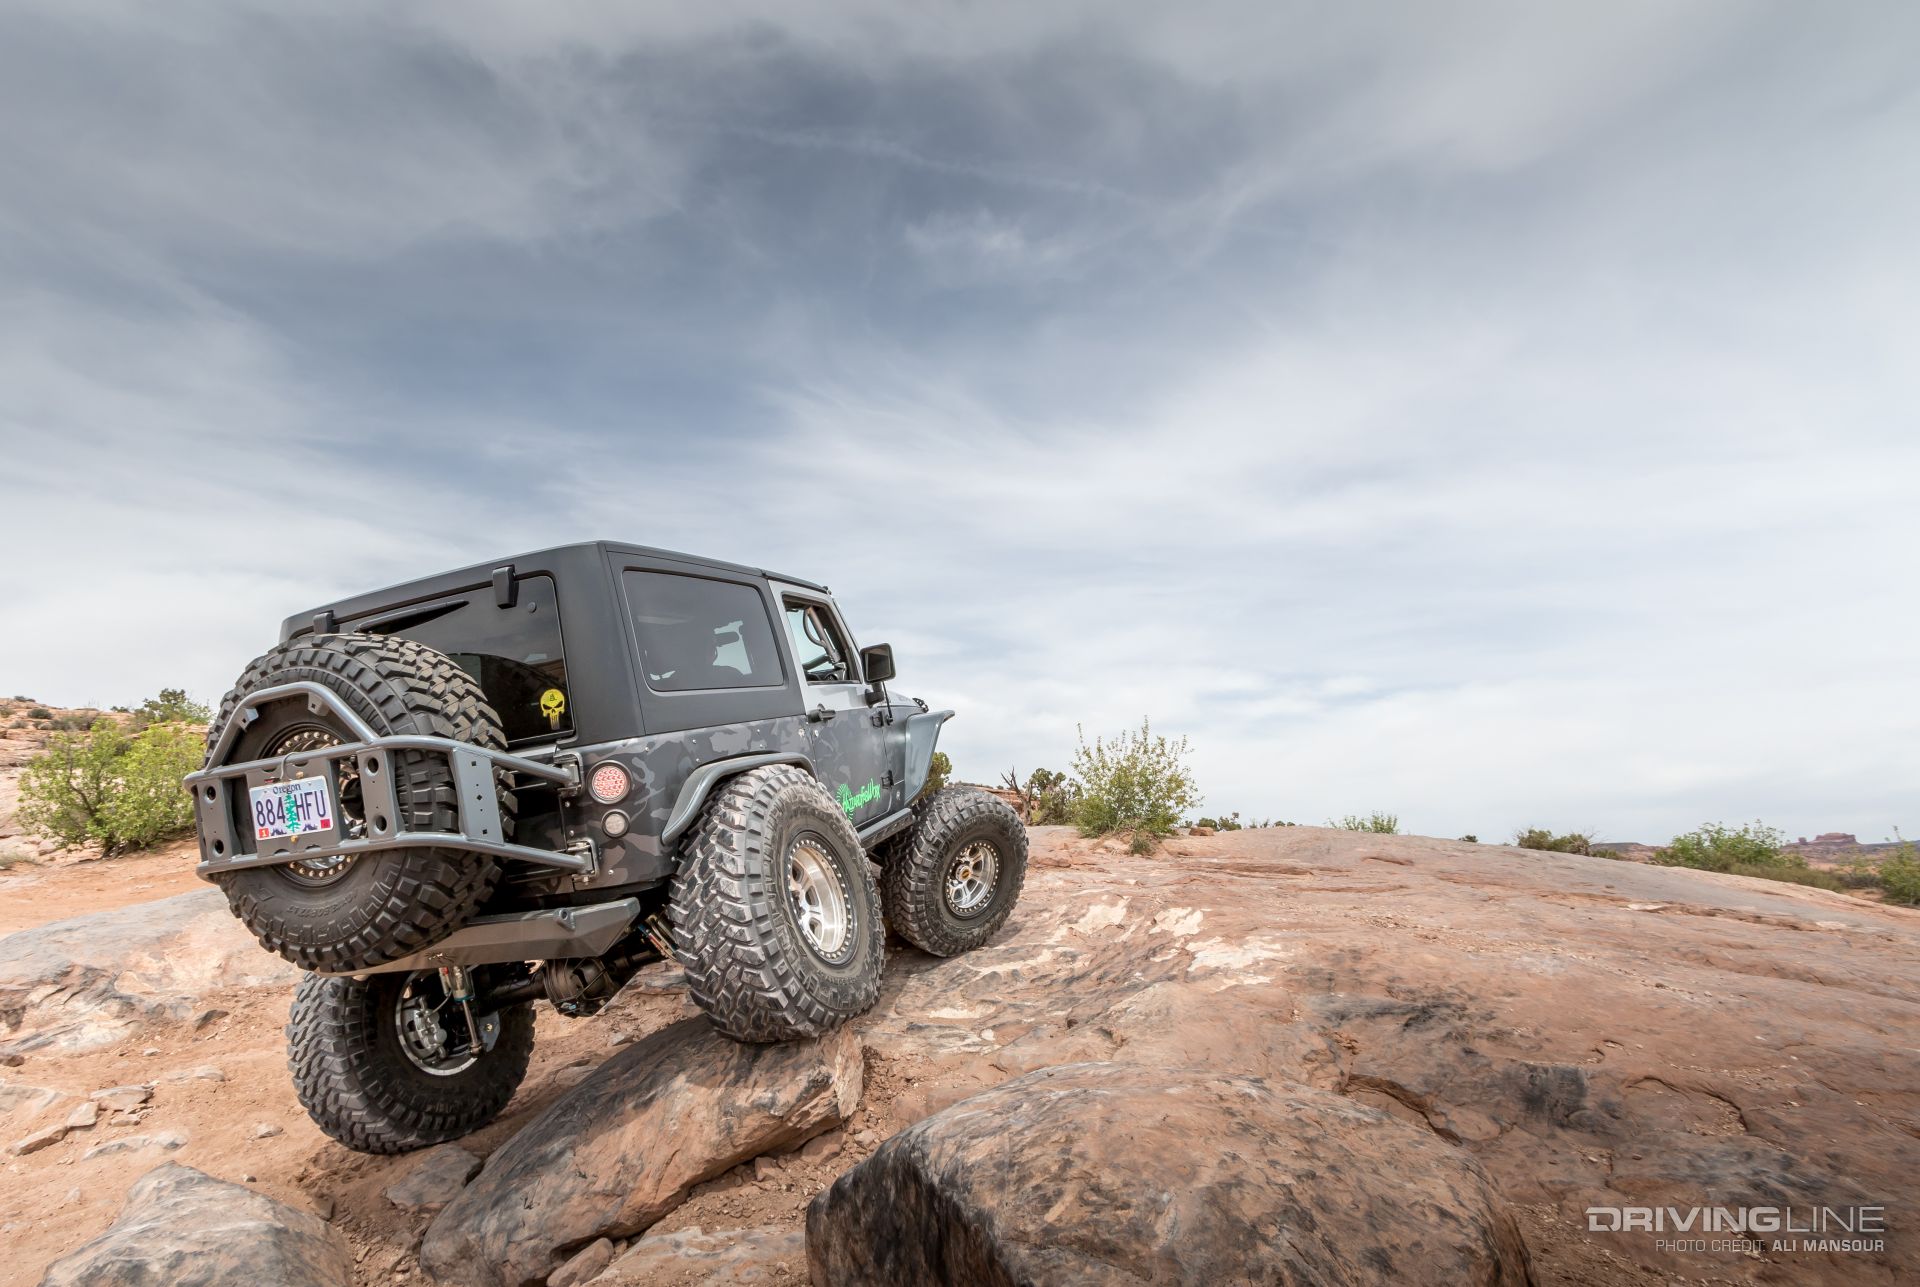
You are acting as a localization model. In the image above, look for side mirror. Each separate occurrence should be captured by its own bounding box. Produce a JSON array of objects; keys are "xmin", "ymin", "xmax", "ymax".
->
[{"xmin": 860, "ymin": 642, "xmax": 896, "ymax": 685}]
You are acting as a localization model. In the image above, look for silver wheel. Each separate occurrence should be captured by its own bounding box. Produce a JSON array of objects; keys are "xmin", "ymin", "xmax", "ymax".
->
[
  {"xmin": 394, "ymin": 972, "xmax": 482, "ymax": 1076},
  {"xmin": 945, "ymin": 841, "xmax": 1000, "ymax": 917},
  {"xmin": 787, "ymin": 837, "xmax": 853, "ymax": 961}
]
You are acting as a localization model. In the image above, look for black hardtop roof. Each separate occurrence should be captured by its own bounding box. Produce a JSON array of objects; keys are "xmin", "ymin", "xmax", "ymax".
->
[{"xmin": 279, "ymin": 540, "xmax": 829, "ymax": 641}]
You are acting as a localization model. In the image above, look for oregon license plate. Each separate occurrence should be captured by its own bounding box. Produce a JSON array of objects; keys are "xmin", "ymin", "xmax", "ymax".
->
[{"xmin": 249, "ymin": 777, "xmax": 335, "ymax": 841}]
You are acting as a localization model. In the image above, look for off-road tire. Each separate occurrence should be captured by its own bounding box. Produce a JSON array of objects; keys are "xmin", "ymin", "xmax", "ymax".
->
[
  {"xmin": 286, "ymin": 971, "xmax": 534, "ymax": 1155},
  {"xmin": 669, "ymin": 765, "xmax": 884, "ymax": 1042},
  {"xmin": 881, "ymin": 786, "xmax": 1028, "ymax": 956},
  {"xmin": 207, "ymin": 633, "xmax": 514, "ymax": 973}
]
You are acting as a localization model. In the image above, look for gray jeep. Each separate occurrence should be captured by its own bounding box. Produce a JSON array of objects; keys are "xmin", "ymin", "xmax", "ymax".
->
[{"xmin": 184, "ymin": 541, "xmax": 1026, "ymax": 1153}]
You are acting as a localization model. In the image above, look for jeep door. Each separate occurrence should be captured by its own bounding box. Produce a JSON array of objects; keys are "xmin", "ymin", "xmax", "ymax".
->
[{"xmin": 772, "ymin": 587, "xmax": 902, "ymax": 830}]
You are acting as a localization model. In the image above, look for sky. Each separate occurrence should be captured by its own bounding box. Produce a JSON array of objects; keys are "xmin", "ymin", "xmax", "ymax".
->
[{"xmin": 2, "ymin": 1, "xmax": 1916, "ymax": 843}]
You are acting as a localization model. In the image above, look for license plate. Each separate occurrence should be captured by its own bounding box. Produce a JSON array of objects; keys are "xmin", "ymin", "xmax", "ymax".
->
[{"xmin": 249, "ymin": 777, "xmax": 335, "ymax": 841}]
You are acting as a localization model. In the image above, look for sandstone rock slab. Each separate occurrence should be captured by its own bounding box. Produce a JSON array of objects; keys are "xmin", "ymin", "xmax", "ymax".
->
[
  {"xmin": 807, "ymin": 1061, "xmax": 1531, "ymax": 1287},
  {"xmin": 38, "ymin": 1163, "xmax": 351, "ymax": 1287},
  {"xmin": 421, "ymin": 1019, "xmax": 861, "ymax": 1287},
  {"xmin": 0, "ymin": 889, "xmax": 295, "ymax": 1055},
  {"xmin": 384, "ymin": 1143, "xmax": 482, "ymax": 1212},
  {"xmin": 596, "ymin": 1224, "xmax": 802, "ymax": 1285}
]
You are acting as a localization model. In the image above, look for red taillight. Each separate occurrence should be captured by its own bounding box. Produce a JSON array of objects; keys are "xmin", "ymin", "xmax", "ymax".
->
[{"xmin": 588, "ymin": 762, "xmax": 631, "ymax": 804}]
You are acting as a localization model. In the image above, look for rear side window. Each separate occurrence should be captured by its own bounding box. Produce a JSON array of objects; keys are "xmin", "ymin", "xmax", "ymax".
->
[
  {"xmin": 363, "ymin": 574, "xmax": 572, "ymax": 745},
  {"xmin": 625, "ymin": 571, "xmax": 784, "ymax": 692}
]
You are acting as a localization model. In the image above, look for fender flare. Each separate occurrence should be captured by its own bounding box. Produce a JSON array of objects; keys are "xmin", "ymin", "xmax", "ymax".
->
[
  {"xmin": 901, "ymin": 709, "xmax": 955, "ymax": 803},
  {"xmin": 659, "ymin": 751, "xmax": 815, "ymax": 850}
]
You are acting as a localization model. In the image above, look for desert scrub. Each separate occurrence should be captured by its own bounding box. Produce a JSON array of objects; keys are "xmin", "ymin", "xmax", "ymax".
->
[
  {"xmin": 914, "ymin": 750, "xmax": 951, "ymax": 804},
  {"xmin": 1654, "ymin": 821, "xmax": 1788, "ymax": 873},
  {"xmin": 1878, "ymin": 840, "xmax": 1920, "ymax": 907},
  {"xmin": 1333, "ymin": 812, "xmax": 1399, "ymax": 834},
  {"xmin": 18, "ymin": 720, "xmax": 202, "ymax": 856},
  {"xmin": 133, "ymin": 687, "xmax": 211, "ymax": 729},
  {"xmin": 1070, "ymin": 718, "xmax": 1200, "ymax": 840}
]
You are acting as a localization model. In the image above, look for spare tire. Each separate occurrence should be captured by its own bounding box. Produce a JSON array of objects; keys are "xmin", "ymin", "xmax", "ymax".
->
[{"xmin": 205, "ymin": 632, "xmax": 514, "ymax": 973}]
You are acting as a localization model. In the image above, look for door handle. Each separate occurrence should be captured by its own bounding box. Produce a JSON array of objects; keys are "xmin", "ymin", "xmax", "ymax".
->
[{"xmin": 808, "ymin": 704, "xmax": 836, "ymax": 723}]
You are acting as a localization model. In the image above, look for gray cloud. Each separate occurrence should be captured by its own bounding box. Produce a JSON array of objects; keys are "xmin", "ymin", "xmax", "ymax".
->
[{"xmin": 2, "ymin": 1, "xmax": 1916, "ymax": 842}]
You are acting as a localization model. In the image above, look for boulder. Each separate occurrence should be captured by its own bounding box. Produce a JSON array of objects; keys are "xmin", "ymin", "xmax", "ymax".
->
[
  {"xmin": 384, "ymin": 1143, "xmax": 482, "ymax": 1212},
  {"xmin": 38, "ymin": 1163, "xmax": 351, "ymax": 1287},
  {"xmin": 596, "ymin": 1224, "xmax": 803, "ymax": 1284},
  {"xmin": 421, "ymin": 1019, "xmax": 862, "ymax": 1287},
  {"xmin": 806, "ymin": 1062, "xmax": 1531, "ymax": 1287},
  {"xmin": 0, "ymin": 889, "xmax": 296, "ymax": 1055}
]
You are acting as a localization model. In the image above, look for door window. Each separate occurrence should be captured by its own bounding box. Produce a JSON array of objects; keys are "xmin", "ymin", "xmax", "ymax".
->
[
  {"xmin": 783, "ymin": 601, "xmax": 854, "ymax": 683},
  {"xmin": 625, "ymin": 571, "xmax": 784, "ymax": 692}
]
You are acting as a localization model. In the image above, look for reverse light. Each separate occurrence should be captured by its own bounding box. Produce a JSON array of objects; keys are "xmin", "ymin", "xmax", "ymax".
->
[
  {"xmin": 588, "ymin": 762, "xmax": 631, "ymax": 804},
  {"xmin": 602, "ymin": 810, "xmax": 630, "ymax": 838}
]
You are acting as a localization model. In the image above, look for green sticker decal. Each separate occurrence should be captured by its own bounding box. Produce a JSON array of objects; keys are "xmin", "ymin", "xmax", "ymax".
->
[{"xmin": 836, "ymin": 779, "xmax": 882, "ymax": 816}]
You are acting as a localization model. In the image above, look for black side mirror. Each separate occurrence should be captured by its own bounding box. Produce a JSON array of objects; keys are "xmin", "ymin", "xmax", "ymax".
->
[{"xmin": 860, "ymin": 642, "xmax": 896, "ymax": 685}]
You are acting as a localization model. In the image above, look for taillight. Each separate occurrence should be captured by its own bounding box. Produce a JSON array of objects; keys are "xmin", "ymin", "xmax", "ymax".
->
[{"xmin": 588, "ymin": 762, "xmax": 631, "ymax": 804}]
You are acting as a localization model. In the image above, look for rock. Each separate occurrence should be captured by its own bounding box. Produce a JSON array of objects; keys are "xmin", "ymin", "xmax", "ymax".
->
[
  {"xmin": 809, "ymin": 1063, "xmax": 1531, "ymax": 1286},
  {"xmin": 0, "ymin": 889, "xmax": 296, "ymax": 1056},
  {"xmin": 64, "ymin": 1100, "xmax": 98, "ymax": 1129},
  {"xmin": 249, "ymin": 1122, "xmax": 283, "ymax": 1139},
  {"xmin": 384, "ymin": 1144, "xmax": 482, "ymax": 1212},
  {"xmin": 750, "ymin": 1155, "xmax": 781, "ymax": 1182},
  {"xmin": 10, "ymin": 1121, "xmax": 66, "ymax": 1155},
  {"xmin": 89, "ymin": 1085, "xmax": 153, "ymax": 1114},
  {"xmin": 191, "ymin": 1007, "xmax": 230, "ymax": 1030},
  {"xmin": 164, "ymin": 1064, "xmax": 227, "ymax": 1083},
  {"xmin": 83, "ymin": 1130, "xmax": 186, "ymax": 1159},
  {"xmin": 799, "ymin": 1130, "xmax": 842, "ymax": 1163},
  {"xmin": 546, "ymin": 1237, "xmax": 613, "ymax": 1287},
  {"xmin": 38, "ymin": 1163, "xmax": 351, "ymax": 1287},
  {"xmin": 0, "ymin": 1079, "xmax": 65, "ymax": 1116},
  {"xmin": 420, "ymin": 1019, "xmax": 861, "ymax": 1287},
  {"xmin": 1188, "ymin": 825, "xmax": 1216, "ymax": 837},
  {"xmin": 600, "ymin": 1224, "xmax": 802, "ymax": 1284}
]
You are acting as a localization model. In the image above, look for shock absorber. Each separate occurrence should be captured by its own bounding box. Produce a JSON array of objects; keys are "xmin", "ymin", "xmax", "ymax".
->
[{"xmin": 439, "ymin": 965, "xmax": 483, "ymax": 1052}]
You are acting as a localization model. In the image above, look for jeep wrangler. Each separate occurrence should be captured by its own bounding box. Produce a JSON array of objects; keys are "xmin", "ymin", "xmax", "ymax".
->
[{"xmin": 183, "ymin": 541, "xmax": 1026, "ymax": 1154}]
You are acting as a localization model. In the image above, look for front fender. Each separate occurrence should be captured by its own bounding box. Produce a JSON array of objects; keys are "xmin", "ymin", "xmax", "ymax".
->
[{"xmin": 901, "ymin": 709, "xmax": 954, "ymax": 802}]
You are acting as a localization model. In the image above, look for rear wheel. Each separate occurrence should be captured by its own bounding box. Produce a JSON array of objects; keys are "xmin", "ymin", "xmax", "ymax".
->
[
  {"xmin": 881, "ymin": 786, "xmax": 1028, "ymax": 956},
  {"xmin": 669, "ymin": 765, "xmax": 883, "ymax": 1042},
  {"xmin": 287, "ymin": 969, "xmax": 534, "ymax": 1155},
  {"xmin": 207, "ymin": 633, "xmax": 513, "ymax": 973}
]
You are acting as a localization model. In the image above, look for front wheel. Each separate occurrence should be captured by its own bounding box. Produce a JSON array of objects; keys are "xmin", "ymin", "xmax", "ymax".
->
[
  {"xmin": 287, "ymin": 969, "xmax": 534, "ymax": 1155},
  {"xmin": 881, "ymin": 786, "xmax": 1028, "ymax": 956}
]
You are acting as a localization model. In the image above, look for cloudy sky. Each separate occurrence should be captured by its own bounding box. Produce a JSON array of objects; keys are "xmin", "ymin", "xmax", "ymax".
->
[{"xmin": 2, "ymin": 1, "xmax": 1916, "ymax": 843}]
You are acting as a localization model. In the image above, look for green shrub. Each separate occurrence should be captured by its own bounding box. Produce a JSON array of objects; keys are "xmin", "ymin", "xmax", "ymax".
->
[
  {"xmin": 1026, "ymin": 768, "xmax": 1079, "ymax": 826},
  {"xmin": 1194, "ymin": 812, "xmax": 1245, "ymax": 832},
  {"xmin": 1654, "ymin": 821, "xmax": 1789, "ymax": 873},
  {"xmin": 134, "ymin": 688, "xmax": 212, "ymax": 728},
  {"xmin": 27, "ymin": 707, "xmax": 51, "ymax": 720},
  {"xmin": 915, "ymin": 750, "xmax": 951, "ymax": 804},
  {"xmin": 1515, "ymin": 828, "xmax": 1596, "ymax": 855},
  {"xmin": 1070, "ymin": 718, "xmax": 1201, "ymax": 840},
  {"xmin": 1879, "ymin": 843, "xmax": 1920, "ymax": 907},
  {"xmin": 18, "ymin": 721, "xmax": 202, "ymax": 856},
  {"xmin": 1458, "ymin": 834, "xmax": 1479, "ymax": 843},
  {"xmin": 1333, "ymin": 812, "xmax": 1399, "ymax": 834}
]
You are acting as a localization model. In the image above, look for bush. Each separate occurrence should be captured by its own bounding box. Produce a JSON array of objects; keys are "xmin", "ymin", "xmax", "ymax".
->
[
  {"xmin": 1458, "ymin": 834, "xmax": 1478, "ymax": 843},
  {"xmin": 915, "ymin": 750, "xmax": 951, "ymax": 804},
  {"xmin": 18, "ymin": 721, "xmax": 202, "ymax": 856},
  {"xmin": 1333, "ymin": 812, "xmax": 1398, "ymax": 834},
  {"xmin": 1194, "ymin": 812, "xmax": 1245, "ymax": 832},
  {"xmin": 1878, "ymin": 840, "xmax": 1920, "ymax": 907},
  {"xmin": 134, "ymin": 688, "xmax": 212, "ymax": 728},
  {"xmin": 27, "ymin": 707, "xmax": 51, "ymax": 720},
  {"xmin": 1070, "ymin": 718, "xmax": 1200, "ymax": 840},
  {"xmin": 1654, "ymin": 821, "xmax": 1789, "ymax": 873},
  {"xmin": 1516, "ymin": 828, "xmax": 1597, "ymax": 855}
]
